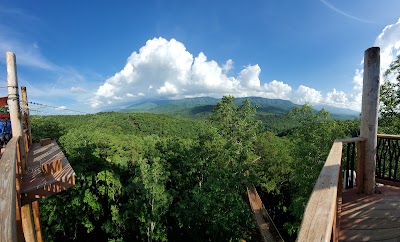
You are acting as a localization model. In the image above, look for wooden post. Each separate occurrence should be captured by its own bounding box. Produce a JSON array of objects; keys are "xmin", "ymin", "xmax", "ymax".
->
[
  {"xmin": 6, "ymin": 52, "xmax": 27, "ymax": 171},
  {"xmin": 356, "ymin": 140, "xmax": 365, "ymax": 193},
  {"xmin": 360, "ymin": 47, "xmax": 380, "ymax": 195},
  {"xmin": 21, "ymin": 205, "xmax": 36, "ymax": 242},
  {"xmin": 21, "ymin": 86, "xmax": 32, "ymax": 148},
  {"xmin": 7, "ymin": 52, "xmax": 36, "ymax": 242},
  {"xmin": 32, "ymin": 202, "xmax": 43, "ymax": 242}
]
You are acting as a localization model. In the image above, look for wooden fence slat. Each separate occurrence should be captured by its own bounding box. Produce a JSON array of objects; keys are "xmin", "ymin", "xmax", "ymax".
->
[{"xmin": 0, "ymin": 137, "xmax": 19, "ymax": 242}]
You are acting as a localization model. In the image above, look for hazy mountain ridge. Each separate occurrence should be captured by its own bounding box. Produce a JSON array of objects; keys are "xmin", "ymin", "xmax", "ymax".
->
[{"xmin": 117, "ymin": 97, "xmax": 359, "ymax": 118}]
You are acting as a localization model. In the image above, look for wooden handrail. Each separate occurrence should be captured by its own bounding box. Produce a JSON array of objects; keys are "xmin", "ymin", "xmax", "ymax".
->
[
  {"xmin": 335, "ymin": 137, "xmax": 367, "ymax": 144},
  {"xmin": 297, "ymin": 141, "xmax": 343, "ymax": 242},
  {"xmin": 377, "ymin": 134, "xmax": 400, "ymax": 140},
  {"xmin": 0, "ymin": 136, "xmax": 20, "ymax": 242}
]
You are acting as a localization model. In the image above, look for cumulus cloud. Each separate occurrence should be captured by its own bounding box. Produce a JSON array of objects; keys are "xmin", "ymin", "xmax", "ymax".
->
[
  {"xmin": 292, "ymin": 85, "xmax": 322, "ymax": 104},
  {"xmin": 375, "ymin": 18, "xmax": 400, "ymax": 82},
  {"xmin": 90, "ymin": 37, "xmax": 357, "ymax": 109},
  {"xmin": 348, "ymin": 18, "xmax": 400, "ymax": 111},
  {"xmin": 92, "ymin": 19, "xmax": 400, "ymax": 112},
  {"xmin": 91, "ymin": 38, "xmax": 267, "ymax": 108},
  {"xmin": 326, "ymin": 88, "xmax": 347, "ymax": 105}
]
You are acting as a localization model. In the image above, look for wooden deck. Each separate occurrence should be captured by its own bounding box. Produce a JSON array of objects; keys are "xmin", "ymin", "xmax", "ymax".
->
[
  {"xmin": 339, "ymin": 184, "xmax": 400, "ymax": 241},
  {"xmin": 20, "ymin": 140, "xmax": 75, "ymax": 205}
]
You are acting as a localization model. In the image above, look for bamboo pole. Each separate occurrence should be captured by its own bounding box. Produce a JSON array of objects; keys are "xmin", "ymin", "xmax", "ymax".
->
[
  {"xmin": 360, "ymin": 47, "xmax": 380, "ymax": 195},
  {"xmin": 7, "ymin": 52, "xmax": 36, "ymax": 242}
]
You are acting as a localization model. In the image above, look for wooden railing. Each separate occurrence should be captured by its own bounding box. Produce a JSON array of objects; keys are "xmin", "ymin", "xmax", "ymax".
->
[
  {"xmin": 0, "ymin": 136, "xmax": 21, "ymax": 242},
  {"xmin": 376, "ymin": 134, "xmax": 400, "ymax": 183},
  {"xmin": 297, "ymin": 137, "xmax": 366, "ymax": 242}
]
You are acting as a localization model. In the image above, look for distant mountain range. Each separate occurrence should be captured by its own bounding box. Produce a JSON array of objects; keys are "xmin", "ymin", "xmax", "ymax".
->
[{"xmin": 114, "ymin": 97, "xmax": 359, "ymax": 119}]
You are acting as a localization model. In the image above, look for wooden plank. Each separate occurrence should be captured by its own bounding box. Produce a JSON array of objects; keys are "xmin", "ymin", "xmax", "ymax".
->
[
  {"xmin": 41, "ymin": 159, "xmax": 62, "ymax": 176},
  {"xmin": 341, "ymin": 217, "xmax": 400, "ymax": 230},
  {"xmin": 0, "ymin": 137, "xmax": 18, "ymax": 242},
  {"xmin": 340, "ymin": 227, "xmax": 400, "ymax": 241},
  {"xmin": 340, "ymin": 185, "xmax": 400, "ymax": 241},
  {"xmin": 297, "ymin": 141, "xmax": 343, "ymax": 242}
]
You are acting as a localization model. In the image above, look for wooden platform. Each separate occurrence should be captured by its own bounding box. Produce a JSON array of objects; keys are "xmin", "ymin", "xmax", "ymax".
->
[
  {"xmin": 339, "ymin": 184, "xmax": 400, "ymax": 241},
  {"xmin": 20, "ymin": 140, "xmax": 75, "ymax": 205}
]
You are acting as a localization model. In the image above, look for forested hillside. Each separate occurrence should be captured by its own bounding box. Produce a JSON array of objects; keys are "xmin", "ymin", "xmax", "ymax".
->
[{"xmin": 31, "ymin": 97, "xmax": 360, "ymax": 242}]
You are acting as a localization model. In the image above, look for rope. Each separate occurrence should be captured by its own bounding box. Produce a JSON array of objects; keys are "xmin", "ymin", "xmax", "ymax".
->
[{"xmin": 22, "ymin": 101, "xmax": 88, "ymax": 114}]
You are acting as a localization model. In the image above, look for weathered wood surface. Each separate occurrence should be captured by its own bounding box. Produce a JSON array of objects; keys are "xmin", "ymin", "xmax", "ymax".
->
[
  {"xmin": 0, "ymin": 137, "xmax": 19, "ymax": 242},
  {"xmin": 297, "ymin": 141, "xmax": 343, "ymax": 242},
  {"xmin": 20, "ymin": 140, "xmax": 75, "ymax": 205},
  {"xmin": 339, "ymin": 185, "xmax": 400, "ymax": 241},
  {"xmin": 360, "ymin": 47, "xmax": 380, "ymax": 195}
]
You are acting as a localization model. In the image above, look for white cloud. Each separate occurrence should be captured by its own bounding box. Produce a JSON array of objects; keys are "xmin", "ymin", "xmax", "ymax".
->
[
  {"xmin": 70, "ymin": 86, "xmax": 88, "ymax": 93},
  {"xmin": 55, "ymin": 106, "xmax": 66, "ymax": 110},
  {"xmin": 375, "ymin": 18, "xmax": 400, "ymax": 83},
  {"xmin": 93, "ymin": 18, "xmax": 400, "ymax": 112},
  {"xmin": 326, "ymin": 88, "xmax": 347, "ymax": 105},
  {"xmin": 346, "ymin": 18, "xmax": 400, "ymax": 111},
  {"xmin": 262, "ymin": 80, "xmax": 292, "ymax": 99},
  {"xmin": 92, "ymin": 37, "xmax": 262, "ymax": 107},
  {"xmin": 89, "ymin": 37, "xmax": 361, "ymax": 110},
  {"xmin": 238, "ymin": 65, "xmax": 261, "ymax": 89},
  {"xmin": 320, "ymin": 0, "xmax": 373, "ymax": 23},
  {"xmin": 92, "ymin": 38, "xmax": 293, "ymax": 108},
  {"xmin": 291, "ymin": 85, "xmax": 322, "ymax": 104}
]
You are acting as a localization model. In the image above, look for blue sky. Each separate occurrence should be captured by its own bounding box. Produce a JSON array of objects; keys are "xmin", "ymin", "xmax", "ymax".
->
[{"xmin": 0, "ymin": 0, "xmax": 400, "ymax": 114}]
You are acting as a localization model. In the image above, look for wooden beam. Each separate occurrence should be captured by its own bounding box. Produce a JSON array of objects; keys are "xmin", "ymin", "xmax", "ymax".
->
[
  {"xmin": 0, "ymin": 137, "xmax": 19, "ymax": 242},
  {"xmin": 297, "ymin": 141, "xmax": 343, "ymax": 242}
]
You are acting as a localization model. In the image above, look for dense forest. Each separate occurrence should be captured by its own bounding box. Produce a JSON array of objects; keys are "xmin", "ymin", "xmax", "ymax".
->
[
  {"xmin": 25, "ymin": 54, "xmax": 399, "ymax": 242},
  {"xmin": 30, "ymin": 96, "xmax": 360, "ymax": 242}
]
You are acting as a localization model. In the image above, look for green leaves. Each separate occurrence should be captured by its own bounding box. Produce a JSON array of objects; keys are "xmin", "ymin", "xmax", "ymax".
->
[{"xmin": 380, "ymin": 55, "xmax": 400, "ymax": 133}]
